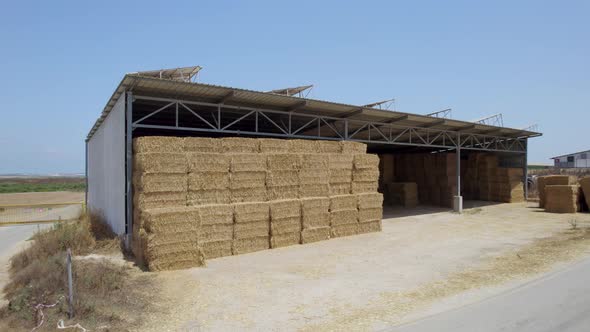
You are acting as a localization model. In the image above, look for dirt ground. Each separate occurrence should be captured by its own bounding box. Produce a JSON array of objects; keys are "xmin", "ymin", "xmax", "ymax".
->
[
  {"xmin": 0, "ymin": 191, "xmax": 84, "ymax": 205},
  {"xmin": 137, "ymin": 201, "xmax": 590, "ymax": 332}
]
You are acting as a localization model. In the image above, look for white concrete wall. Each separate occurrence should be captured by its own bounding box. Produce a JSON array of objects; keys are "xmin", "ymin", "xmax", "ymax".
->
[{"xmin": 87, "ymin": 93, "xmax": 126, "ymax": 235}]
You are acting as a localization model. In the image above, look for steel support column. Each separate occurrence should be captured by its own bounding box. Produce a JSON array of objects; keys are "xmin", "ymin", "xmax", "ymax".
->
[
  {"xmin": 523, "ymin": 138, "xmax": 528, "ymax": 201},
  {"xmin": 125, "ymin": 91, "xmax": 133, "ymax": 247},
  {"xmin": 84, "ymin": 140, "xmax": 88, "ymax": 212},
  {"xmin": 454, "ymin": 132, "xmax": 463, "ymax": 213}
]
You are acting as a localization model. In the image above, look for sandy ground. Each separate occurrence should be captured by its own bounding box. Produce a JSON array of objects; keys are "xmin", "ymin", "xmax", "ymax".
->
[
  {"xmin": 0, "ymin": 191, "xmax": 84, "ymax": 205},
  {"xmin": 138, "ymin": 202, "xmax": 590, "ymax": 332}
]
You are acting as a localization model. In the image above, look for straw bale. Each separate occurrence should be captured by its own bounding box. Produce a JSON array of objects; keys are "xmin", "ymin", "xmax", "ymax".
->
[
  {"xmin": 147, "ymin": 257, "xmax": 205, "ymax": 272},
  {"xmin": 317, "ymin": 141, "xmax": 342, "ymax": 153},
  {"xmin": 330, "ymin": 209, "xmax": 358, "ymax": 226},
  {"xmin": 353, "ymin": 154, "xmax": 379, "ymax": 170},
  {"xmin": 329, "ymin": 183, "xmax": 351, "ymax": 195},
  {"xmin": 357, "ymin": 192, "xmax": 384, "ymax": 209},
  {"xmin": 134, "ymin": 153, "xmax": 188, "ymax": 174},
  {"xmin": 301, "ymin": 154, "xmax": 329, "ymax": 169},
  {"xmin": 266, "ymin": 170, "xmax": 299, "ymax": 187},
  {"xmin": 351, "ymin": 181, "xmax": 378, "ymax": 194},
  {"xmin": 301, "ymin": 197, "xmax": 330, "ymax": 228},
  {"xmin": 353, "ymin": 168, "xmax": 380, "ymax": 182},
  {"xmin": 299, "ymin": 184, "xmax": 330, "ymax": 198},
  {"xmin": 288, "ymin": 139, "xmax": 318, "ymax": 153},
  {"xmin": 133, "ymin": 136, "xmax": 184, "ymax": 153},
  {"xmin": 267, "ymin": 186, "xmax": 299, "ymax": 201},
  {"xmin": 232, "ymin": 236, "xmax": 270, "ymax": 255},
  {"xmin": 230, "ymin": 154, "xmax": 266, "ymax": 172},
  {"xmin": 222, "ymin": 137, "xmax": 259, "ymax": 153},
  {"xmin": 231, "ymin": 187, "xmax": 267, "ymax": 203},
  {"xmin": 234, "ymin": 221, "xmax": 270, "ymax": 239},
  {"xmin": 183, "ymin": 137, "xmax": 222, "ymax": 153},
  {"xmin": 539, "ymin": 175, "xmax": 571, "ymax": 208},
  {"xmin": 200, "ymin": 224, "xmax": 233, "ymax": 241},
  {"xmin": 270, "ymin": 199, "xmax": 301, "ymax": 219},
  {"xmin": 142, "ymin": 207, "xmax": 200, "ymax": 234},
  {"xmin": 301, "ymin": 227, "xmax": 330, "ymax": 244},
  {"xmin": 134, "ymin": 192, "xmax": 186, "ymax": 210},
  {"xmin": 187, "ymin": 153, "xmax": 230, "ymax": 172},
  {"xmin": 358, "ymin": 207, "xmax": 383, "ymax": 223},
  {"xmin": 270, "ymin": 232, "xmax": 301, "ymax": 248},
  {"xmin": 340, "ymin": 141, "xmax": 366, "ymax": 154},
  {"xmin": 267, "ymin": 154, "xmax": 301, "ymax": 170},
  {"xmin": 329, "ymin": 154, "xmax": 354, "ymax": 170},
  {"xmin": 230, "ymin": 171, "xmax": 266, "ymax": 189},
  {"xmin": 258, "ymin": 138, "xmax": 290, "ymax": 153},
  {"xmin": 133, "ymin": 173, "xmax": 187, "ymax": 193},
  {"xmin": 187, "ymin": 189, "xmax": 230, "ymax": 205},
  {"xmin": 270, "ymin": 217, "xmax": 302, "ymax": 235},
  {"xmin": 330, "ymin": 223, "xmax": 359, "ymax": 238},
  {"xmin": 233, "ymin": 201, "xmax": 269, "ymax": 223},
  {"xmin": 300, "ymin": 169, "xmax": 329, "ymax": 184},
  {"xmin": 580, "ymin": 177, "xmax": 590, "ymax": 209},
  {"xmin": 197, "ymin": 204, "xmax": 233, "ymax": 225},
  {"xmin": 201, "ymin": 240, "xmax": 233, "ymax": 259},
  {"xmin": 188, "ymin": 172, "xmax": 229, "ymax": 191},
  {"xmin": 358, "ymin": 220, "xmax": 382, "ymax": 234},
  {"xmin": 545, "ymin": 185, "xmax": 578, "ymax": 213},
  {"xmin": 330, "ymin": 195, "xmax": 357, "ymax": 211},
  {"xmin": 328, "ymin": 169, "xmax": 352, "ymax": 185}
]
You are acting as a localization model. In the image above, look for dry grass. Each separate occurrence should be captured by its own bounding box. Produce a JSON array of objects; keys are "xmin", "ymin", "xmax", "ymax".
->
[{"xmin": 0, "ymin": 212, "xmax": 155, "ymax": 331}]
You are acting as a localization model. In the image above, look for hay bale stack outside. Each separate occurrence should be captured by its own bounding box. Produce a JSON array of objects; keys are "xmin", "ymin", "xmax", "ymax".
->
[
  {"xmin": 580, "ymin": 177, "xmax": 590, "ymax": 209},
  {"xmin": 328, "ymin": 154, "xmax": 353, "ymax": 195},
  {"xmin": 258, "ymin": 138, "xmax": 290, "ymax": 153},
  {"xmin": 266, "ymin": 154, "xmax": 300, "ymax": 200},
  {"xmin": 341, "ymin": 141, "xmax": 367, "ymax": 154},
  {"xmin": 230, "ymin": 154, "xmax": 267, "ymax": 202},
  {"xmin": 545, "ymin": 185, "xmax": 578, "ymax": 213},
  {"xmin": 270, "ymin": 199, "xmax": 302, "ymax": 248},
  {"xmin": 538, "ymin": 175, "xmax": 571, "ymax": 208},
  {"xmin": 357, "ymin": 193, "xmax": 383, "ymax": 234},
  {"xmin": 300, "ymin": 197, "xmax": 331, "ymax": 244},
  {"xmin": 317, "ymin": 140, "xmax": 342, "ymax": 153},
  {"xmin": 300, "ymin": 154, "xmax": 329, "ymax": 198},
  {"xmin": 288, "ymin": 139, "xmax": 318, "ymax": 153},
  {"xmin": 187, "ymin": 153, "xmax": 230, "ymax": 205},
  {"xmin": 232, "ymin": 202, "xmax": 270, "ymax": 255},
  {"xmin": 352, "ymin": 154, "xmax": 379, "ymax": 194}
]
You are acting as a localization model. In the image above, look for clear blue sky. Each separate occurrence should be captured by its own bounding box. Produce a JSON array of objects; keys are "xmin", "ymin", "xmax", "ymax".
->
[{"xmin": 0, "ymin": 1, "xmax": 588, "ymax": 173}]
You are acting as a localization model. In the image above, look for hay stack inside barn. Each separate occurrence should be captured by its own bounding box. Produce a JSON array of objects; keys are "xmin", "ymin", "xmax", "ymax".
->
[{"xmin": 133, "ymin": 136, "xmax": 383, "ymax": 271}]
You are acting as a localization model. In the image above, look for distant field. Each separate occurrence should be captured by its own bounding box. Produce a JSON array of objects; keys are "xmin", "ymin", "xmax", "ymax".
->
[{"xmin": 0, "ymin": 177, "xmax": 85, "ymax": 194}]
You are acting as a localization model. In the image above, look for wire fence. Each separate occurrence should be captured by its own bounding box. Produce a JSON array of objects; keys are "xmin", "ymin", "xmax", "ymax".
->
[{"xmin": 0, "ymin": 202, "xmax": 84, "ymax": 226}]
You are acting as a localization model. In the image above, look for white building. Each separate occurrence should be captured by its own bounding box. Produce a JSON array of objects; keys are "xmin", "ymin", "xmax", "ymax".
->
[{"xmin": 551, "ymin": 150, "xmax": 590, "ymax": 168}]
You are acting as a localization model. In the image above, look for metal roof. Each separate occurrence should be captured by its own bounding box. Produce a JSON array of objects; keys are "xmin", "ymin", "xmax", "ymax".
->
[
  {"xmin": 86, "ymin": 74, "xmax": 543, "ymax": 141},
  {"xmin": 550, "ymin": 149, "xmax": 590, "ymax": 159}
]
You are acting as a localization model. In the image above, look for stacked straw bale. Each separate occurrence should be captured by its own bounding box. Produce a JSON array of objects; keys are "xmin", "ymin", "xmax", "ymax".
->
[
  {"xmin": 378, "ymin": 154, "xmax": 395, "ymax": 202},
  {"xmin": 387, "ymin": 182, "xmax": 418, "ymax": 207},
  {"xmin": 232, "ymin": 202, "xmax": 270, "ymax": 254},
  {"xmin": 198, "ymin": 204, "xmax": 234, "ymax": 259},
  {"xmin": 329, "ymin": 194, "xmax": 359, "ymax": 237},
  {"xmin": 545, "ymin": 185, "xmax": 578, "ymax": 213},
  {"xmin": 184, "ymin": 137, "xmax": 222, "ymax": 153},
  {"xmin": 299, "ymin": 154, "xmax": 330, "ymax": 198},
  {"xmin": 230, "ymin": 154, "xmax": 267, "ymax": 202},
  {"xmin": 266, "ymin": 154, "xmax": 300, "ymax": 200},
  {"xmin": 270, "ymin": 199, "xmax": 302, "ymax": 248},
  {"xmin": 357, "ymin": 193, "xmax": 383, "ymax": 234},
  {"xmin": 352, "ymin": 154, "xmax": 380, "ymax": 194},
  {"xmin": 288, "ymin": 139, "xmax": 318, "ymax": 153},
  {"xmin": 341, "ymin": 141, "xmax": 367, "ymax": 154},
  {"xmin": 187, "ymin": 153, "xmax": 230, "ymax": 205},
  {"xmin": 538, "ymin": 175, "xmax": 571, "ymax": 208},
  {"xmin": 222, "ymin": 137, "xmax": 259, "ymax": 153},
  {"xmin": 328, "ymin": 154, "xmax": 353, "ymax": 195},
  {"xmin": 301, "ymin": 197, "xmax": 331, "ymax": 243},
  {"xmin": 258, "ymin": 138, "xmax": 290, "ymax": 153},
  {"xmin": 134, "ymin": 207, "xmax": 204, "ymax": 271},
  {"xmin": 580, "ymin": 177, "xmax": 590, "ymax": 210}
]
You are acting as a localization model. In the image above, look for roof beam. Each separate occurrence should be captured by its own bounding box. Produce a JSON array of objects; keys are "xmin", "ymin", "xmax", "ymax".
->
[
  {"xmin": 340, "ymin": 108, "xmax": 364, "ymax": 118},
  {"xmin": 287, "ymin": 101, "xmax": 308, "ymax": 112},
  {"xmin": 383, "ymin": 114, "xmax": 408, "ymax": 124},
  {"xmin": 478, "ymin": 128, "xmax": 503, "ymax": 136},
  {"xmin": 457, "ymin": 124, "xmax": 476, "ymax": 132},
  {"xmin": 420, "ymin": 119, "xmax": 446, "ymax": 128},
  {"xmin": 217, "ymin": 90, "xmax": 235, "ymax": 104}
]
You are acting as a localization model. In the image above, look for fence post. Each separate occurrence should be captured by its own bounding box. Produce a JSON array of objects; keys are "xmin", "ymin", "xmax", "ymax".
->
[{"xmin": 66, "ymin": 248, "xmax": 74, "ymax": 318}]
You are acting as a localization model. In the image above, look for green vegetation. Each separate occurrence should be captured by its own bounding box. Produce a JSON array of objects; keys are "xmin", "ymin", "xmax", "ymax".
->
[{"xmin": 0, "ymin": 178, "xmax": 85, "ymax": 193}]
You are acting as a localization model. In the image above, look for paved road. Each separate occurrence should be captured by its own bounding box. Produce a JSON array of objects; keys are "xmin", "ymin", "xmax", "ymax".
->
[
  {"xmin": 391, "ymin": 258, "xmax": 590, "ymax": 332},
  {"xmin": 0, "ymin": 223, "xmax": 52, "ymax": 254}
]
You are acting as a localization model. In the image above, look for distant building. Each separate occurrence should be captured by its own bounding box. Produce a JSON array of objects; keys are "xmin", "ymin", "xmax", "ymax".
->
[{"xmin": 551, "ymin": 150, "xmax": 590, "ymax": 168}]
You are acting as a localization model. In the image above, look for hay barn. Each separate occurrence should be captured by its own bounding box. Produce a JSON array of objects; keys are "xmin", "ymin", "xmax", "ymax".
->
[{"xmin": 86, "ymin": 66, "xmax": 541, "ymax": 267}]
